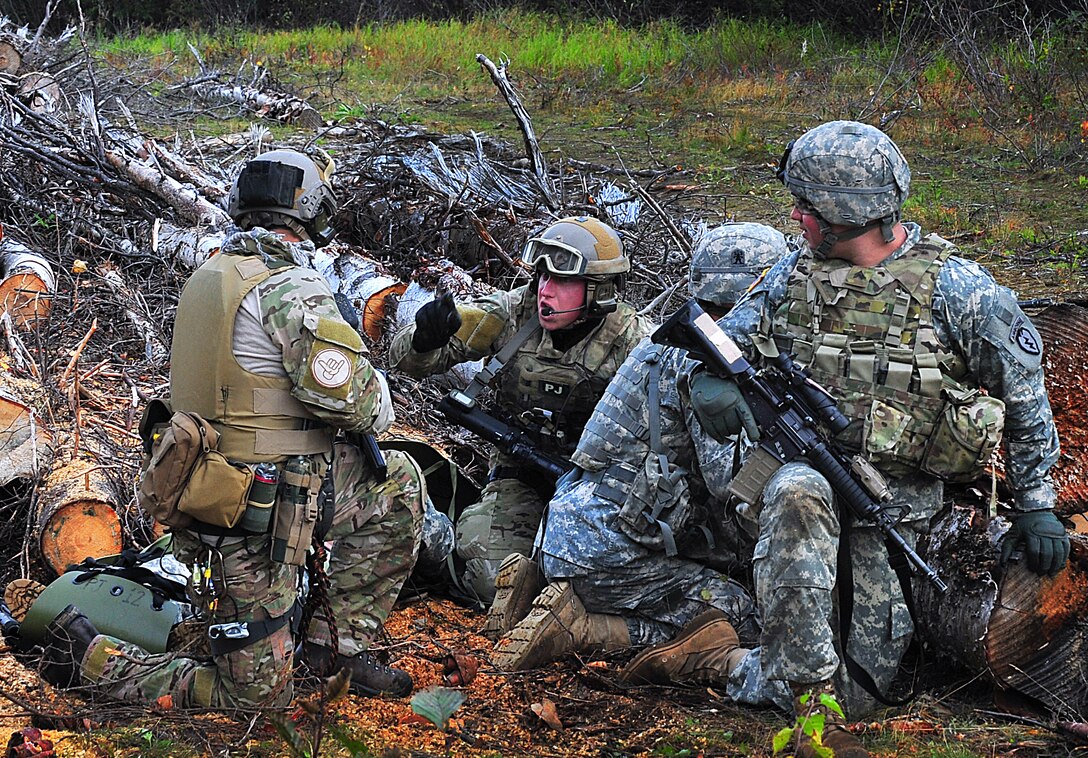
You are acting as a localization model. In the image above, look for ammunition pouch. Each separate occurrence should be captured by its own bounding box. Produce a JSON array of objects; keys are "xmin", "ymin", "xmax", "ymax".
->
[
  {"xmin": 137, "ymin": 400, "xmax": 253, "ymax": 529},
  {"xmin": 920, "ymin": 385, "xmax": 1005, "ymax": 482},
  {"xmin": 614, "ymin": 455, "xmax": 701, "ymax": 557}
]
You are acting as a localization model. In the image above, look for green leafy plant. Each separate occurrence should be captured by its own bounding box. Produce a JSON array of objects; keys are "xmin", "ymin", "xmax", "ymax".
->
[
  {"xmin": 772, "ymin": 691, "xmax": 844, "ymax": 758},
  {"xmin": 410, "ymin": 685, "xmax": 467, "ymax": 731}
]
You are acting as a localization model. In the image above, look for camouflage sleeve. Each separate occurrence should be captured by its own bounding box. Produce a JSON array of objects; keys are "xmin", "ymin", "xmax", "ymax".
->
[
  {"xmin": 259, "ymin": 267, "xmax": 388, "ymax": 434},
  {"xmin": 934, "ymin": 256, "xmax": 1060, "ymax": 512},
  {"xmin": 388, "ymin": 287, "xmax": 524, "ymax": 377}
]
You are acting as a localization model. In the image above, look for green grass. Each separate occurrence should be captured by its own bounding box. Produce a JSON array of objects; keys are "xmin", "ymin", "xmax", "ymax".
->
[{"xmin": 99, "ymin": 10, "xmax": 1088, "ymax": 297}]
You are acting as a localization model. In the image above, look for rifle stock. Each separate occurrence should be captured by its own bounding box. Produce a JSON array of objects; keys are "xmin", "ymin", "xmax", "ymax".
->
[
  {"xmin": 652, "ymin": 300, "xmax": 948, "ymax": 594},
  {"xmin": 438, "ymin": 391, "xmax": 570, "ymax": 482}
]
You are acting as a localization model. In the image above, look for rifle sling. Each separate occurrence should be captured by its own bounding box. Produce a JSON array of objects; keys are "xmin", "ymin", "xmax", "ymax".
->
[
  {"xmin": 462, "ymin": 315, "xmax": 541, "ymax": 401},
  {"xmin": 836, "ymin": 514, "xmax": 919, "ymax": 707}
]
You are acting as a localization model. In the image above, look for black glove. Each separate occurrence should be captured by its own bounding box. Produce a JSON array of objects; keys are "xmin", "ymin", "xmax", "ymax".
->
[
  {"xmin": 1000, "ymin": 510, "xmax": 1070, "ymax": 576},
  {"xmin": 412, "ymin": 292, "xmax": 462, "ymax": 353},
  {"xmin": 689, "ymin": 371, "xmax": 760, "ymax": 443},
  {"xmin": 333, "ymin": 292, "xmax": 361, "ymax": 332}
]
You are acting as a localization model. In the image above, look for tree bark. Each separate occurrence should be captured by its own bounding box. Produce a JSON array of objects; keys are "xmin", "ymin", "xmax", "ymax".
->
[
  {"xmin": 918, "ymin": 504, "xmax": 1088, "ymax": 719},
  {"xmin": 0, "ymin": 236, "xmax": 55, "ymax": 329}
]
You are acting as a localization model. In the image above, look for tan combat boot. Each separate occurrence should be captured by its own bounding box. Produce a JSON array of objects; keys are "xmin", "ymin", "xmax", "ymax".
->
[
  {"xmin": 4, "ymin": 578, "xmax": 46, "ymax": 623},
  {"xmin": 493, "ymin": 581, "xmax": 629, "ymax": 670},
  {"xmin": 788, "ymin": 680, "xmax": 869, "ymax": 758},
  {"xmin": 483, "ymin": 552, "xmax": 544, "ymax": 641},
  {"xmin": 620, "ymin": 609, "xmax": 750, "ymax": 686}
]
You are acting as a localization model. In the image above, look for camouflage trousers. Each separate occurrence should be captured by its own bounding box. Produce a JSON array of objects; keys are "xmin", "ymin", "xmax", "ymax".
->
[
  {"xmin": 543, "ymin": 541, "xmax": 763, "ymax": 650},
  {"xmin": 456, "ymin": 463, "xmax": 547, "ymax": 603},
  {"xmin": 724, "ymin": 461, "xmax": 940, "ymax": 718},
  {"xmin": 79, "ymin": 445, "xmax": 425, "ymax": 710}
]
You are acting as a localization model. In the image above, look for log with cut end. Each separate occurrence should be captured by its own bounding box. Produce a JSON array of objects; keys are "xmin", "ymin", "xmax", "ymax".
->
[
  {"xmin": 34, "ymin": 459, "xmax": 122, "ymax": 576},
  {"xmin": 0, "ymin": 236, "xmax": 55, "ymax": 329},
  {"xmin": 917, "ymin": 504, "xmax": 1088, "ymax": 718},
  {"xmin": 0, "ymin": 40, "xmax": 21, "ymax": 74}
]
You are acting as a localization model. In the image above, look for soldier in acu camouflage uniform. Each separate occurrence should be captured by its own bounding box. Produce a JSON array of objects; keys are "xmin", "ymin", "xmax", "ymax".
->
[
  {"xmin": 37, "ymin": 149, "xmax": 425, "ymax": 709},
  {"xmin": 389, "ymin": 216, "xmax": 652, "ymax": 607},
  {"xmin": 491, "ymin": 223, "xmax": 788, "ymax": 683},
  {"xmin": 655, "ymin": 121, "xmax": 1068, "ymax": 758}
]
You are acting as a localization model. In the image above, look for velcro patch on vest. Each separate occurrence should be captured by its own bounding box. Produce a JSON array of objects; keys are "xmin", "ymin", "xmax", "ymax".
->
[{"xmin": 537, "ymin": 380, "xmax": 571, "ymax": 397}]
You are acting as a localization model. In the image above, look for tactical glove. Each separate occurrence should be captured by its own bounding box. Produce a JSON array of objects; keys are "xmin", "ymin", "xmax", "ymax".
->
[
  {"xmin": 412, "ymin": 291, "xmax": 462, "ymax": 353},
  {"xmin": 1000, "ymin": 510, "xmax": 1070, "ymax": 576},
  {"xmin": 689, "ymin": 371, "xmax": 760, "ymax": 443}
]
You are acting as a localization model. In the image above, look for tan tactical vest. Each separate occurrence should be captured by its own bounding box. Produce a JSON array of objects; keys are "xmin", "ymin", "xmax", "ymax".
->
[
  {"xmin": 170, "ymin": 253, "xmax": 334, "ymax": 462},
  {"xmin": 767, "ymin": 235, "xmax": 971, "ymax": 477},
  {"xmin": 496, "ymin": 293, "xmax": 641, "ymax": 456}
]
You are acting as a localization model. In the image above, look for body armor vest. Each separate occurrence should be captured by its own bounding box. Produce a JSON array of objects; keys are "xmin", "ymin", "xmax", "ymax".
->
[
  {"xmin": 170, "ymin": 253, "xmax": 333, "ymax": 462},
  {"xmin": 495, "ymin": 292, "xmax": 641, "ymax": 456},
  {"xmin": 768, "ymin": 235, "xmax": 972, "ymax": 477}
]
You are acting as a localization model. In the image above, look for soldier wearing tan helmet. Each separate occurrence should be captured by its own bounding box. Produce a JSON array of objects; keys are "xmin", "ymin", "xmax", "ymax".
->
[
  {"xmin": 487, "ymin": 222, "xmax": 787, "ymax": 676},
  {"xmin": 36, "ymin": 148, "xmax": 425, "ymax": 707},
  {"xmin": 390, "ymin": 215, "xmax": 652, "ymax": 611}
]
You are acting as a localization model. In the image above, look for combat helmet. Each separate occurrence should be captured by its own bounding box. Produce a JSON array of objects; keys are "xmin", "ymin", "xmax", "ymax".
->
[
  {"xmin": 690, "ymin": 222, "xmax": 786, "ymax": 310},
  {"xmin": 227, "ymin": 147, "xmax": 338, "ymax": 247},
  {"xmin": 521, "ymin": 216, "xmax": 629, "ymax": 318},
  {"xmin": 777, "ymin": 120, "xmax": 910, "ymax": 254}
]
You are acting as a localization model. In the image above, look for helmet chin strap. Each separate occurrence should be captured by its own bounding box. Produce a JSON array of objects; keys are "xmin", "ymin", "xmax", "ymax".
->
[{"xmin": 812, "ymin": 215, "xmax": 897, "ymax": 259}]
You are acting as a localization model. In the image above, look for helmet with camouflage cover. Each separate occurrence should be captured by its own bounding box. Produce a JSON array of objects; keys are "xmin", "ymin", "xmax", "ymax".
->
[
  {"xmin": 690, "ymin": 222, "xmax": 786, "ymax": 309},
  {"xmin": 521, "ymin": 216, "xmax": 629, "ymax": 317},
  {"xmin": 777, "ymin": 120, "xmax": 910, "ymax": 249},
  {"xmin": 227, "ymin": 147, "xmax": 338, "ymax": 247}
]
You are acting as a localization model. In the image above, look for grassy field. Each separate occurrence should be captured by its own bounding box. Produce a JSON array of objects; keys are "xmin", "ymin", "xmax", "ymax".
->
[{"xmin": 102, "ymin": 11, "xmax": 1088, "ymax": 301}]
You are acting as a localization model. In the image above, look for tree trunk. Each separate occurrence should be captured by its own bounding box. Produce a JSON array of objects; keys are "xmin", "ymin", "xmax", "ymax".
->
[
  {"xmin": 918, "ymin": 505, "xmax": 1088, "ymax": 719},
  {"xmin": 34, "ymin": 458, "xmax": 123, "ymax": 577}
]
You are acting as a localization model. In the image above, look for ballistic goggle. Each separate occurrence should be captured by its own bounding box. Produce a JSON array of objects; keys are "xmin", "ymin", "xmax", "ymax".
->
[{"xmin": 521, "ymin": 237, "xmax": 588, "ymax": 277}]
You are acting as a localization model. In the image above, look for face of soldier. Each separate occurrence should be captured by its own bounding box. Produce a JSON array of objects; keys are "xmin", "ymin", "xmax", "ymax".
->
[
  {"xmin": 791, "ymin": 203, "xmax": 828, "ymax": 251},
  {"xmin": 537, "ymin": 272, "xmax": 587, "ymax": 331}
]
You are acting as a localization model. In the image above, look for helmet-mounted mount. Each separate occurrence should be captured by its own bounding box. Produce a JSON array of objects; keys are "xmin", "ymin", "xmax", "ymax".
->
[{"xmin": 227, "ymin": 147, "xmax": 338, "ymax": 248}]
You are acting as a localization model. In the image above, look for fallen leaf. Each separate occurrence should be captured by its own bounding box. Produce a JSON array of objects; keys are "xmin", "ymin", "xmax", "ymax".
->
[
  {"xmin": 585, "ymin": 661, "xmax": 609, "ymax": 669},
  {"xmin": 442, "ymin": 651, "xmax": 479, "ymax": 687},
  {"xmin": 155, "ymin": 695, "xmax": 174, "ymax": 710},
  {"xmin": 530, "ymin": 698, "xmax": 564, "ymax": 731},
  {"xmin": 398, "ymin": 712, "xmax": 432, "ymax": 727}
]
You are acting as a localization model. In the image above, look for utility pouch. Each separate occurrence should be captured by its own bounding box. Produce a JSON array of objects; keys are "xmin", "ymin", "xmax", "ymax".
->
[
  {"xmin": 615, "ymin": 454, "xmax": 696, "ymax": 557},
  {"xmin": 137, "ymin": 403, "xmax": 221, "ymax": 528},
  {"xmin": 271, "ymin": 455, "xmax": 321, "ymax": 566},
  {"xmin": 920, "ymin": 385, "xmax": 1005, "ymax": 482},
  {"xmin": 727, "ymin": 445, "xmax": 785, "ymax": 506},
  {"xmin": 176, "ymin": 451, "xmax": 254, "ymax": 528}
]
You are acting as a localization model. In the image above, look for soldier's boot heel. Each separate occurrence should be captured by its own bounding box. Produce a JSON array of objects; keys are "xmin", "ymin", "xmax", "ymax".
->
[
  {"xmin": 4, "ymin": 578, "xmax": 46, "ymax": 623},
  {"xmin": 493, "ymin": 581, "xmax": 629, "ymax": 671},
  {"xmin": 40, "ymin": 604, "xmax": 100, "ymax": 689},
  {"xmin": 484, "ymin": 552, "xmax": 544, "ymax": 641}
]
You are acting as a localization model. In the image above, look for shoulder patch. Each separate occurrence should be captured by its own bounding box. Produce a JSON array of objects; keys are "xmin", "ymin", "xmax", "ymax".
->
[
  {"xmin": 311, "ymin": 348, "xmax": 353, "ymax": 388},
  {"xmin": 1010, "ymin": 315, "xmax": 1041, "ymax": 356}
]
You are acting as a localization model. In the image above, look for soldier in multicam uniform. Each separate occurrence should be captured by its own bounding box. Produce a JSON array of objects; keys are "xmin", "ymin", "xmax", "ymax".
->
[
  {"xmin": 37, "ymin": 149, "xmax": 425, "ymax": 708},
  {"xmin": 631, "ymin": 121, "xmax": 1068, "ymax": 758},
  {"xmin": 490, "ymin": 223, "xmax": 788, "ymax": 683},
  {"xmin": 389, "ymin": 216, "xmax": 652, "ymax": 609}
]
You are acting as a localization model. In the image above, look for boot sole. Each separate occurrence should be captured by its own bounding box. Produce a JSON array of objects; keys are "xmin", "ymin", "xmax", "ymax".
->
[
  {"xmin": 483, "ymin": 553, "xmax": 543, "ymax": 641},
  {"xmin": 621, "ymin": 609, "xmax": 731, "ymax": 685},
  {"xmin": 4, "ymin": 578, "xmax": 46, "ymax": 623},
  {"xmin": 493, "ymin": 581, "xmax": 578, "ymax": 671}
]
